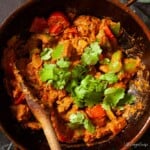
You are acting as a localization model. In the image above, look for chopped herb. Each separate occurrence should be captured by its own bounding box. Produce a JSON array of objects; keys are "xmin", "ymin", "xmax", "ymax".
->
[
  {"xmin": 72, "ymin": 64, "xmax": 88, "ymax": 79},
  {"xmin": 56, "ymin": 58, "xmax": 70, "ymax": 68},
  {"xmin": 73, "ymin": 75, "xmax": 107, "ymax": 107},
  {"xmin": 39, "ymin": 64, "xmax": 56, "ymax": 82},
  {"xmin": 81, "ymin": 41, "xmax": 102, "ymax": 65},
  {"xmin": 66, "ymin": 64, "xmax": 88, "ymax": 94},
  {"xmin": 69, "ymin": 112, "xmax": 85, "ymax": 124},
  {"xmin": 39, "ymin": 62, "xmax": 71, "ymax": 89},
  {"xmin": 117, "ymin": 93, "xmax": 135, "ymax": 106},
  {"xmin": 69, "ymin": 112, "xmax": 95, "ymax": 133},
  {"xmin": 100, "ymin": 72, "xmax": 118, "ymax": 84},
  {"xmin": 66, "ymin": 79, "xmax": 78, "ymax": 93},
  {"xmin": 53, "ymin": 68, "xmax": 71, "ymax": 89},
  {"xmin": 52, "ymin": 43, "xmax": 64, "ymax": 59},
  {"xmin": 102, "ymin": 87, "xmax": 125, "ymax": 110},
  {"xmin": 83, "ymin": 119, "xmax": 95, "ymax": 133}
]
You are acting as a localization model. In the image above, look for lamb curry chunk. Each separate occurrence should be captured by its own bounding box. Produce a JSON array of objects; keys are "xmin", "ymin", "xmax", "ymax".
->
[{"xmin": 3, "ymin": 11, "xmax": 147, "ymax": 146}]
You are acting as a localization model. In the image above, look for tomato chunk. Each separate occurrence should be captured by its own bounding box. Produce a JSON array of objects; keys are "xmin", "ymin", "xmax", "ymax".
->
[
  {"xmin": 86, "ymin": 104, "xmax": 106, "ymax": 119},
  {"xmin": 48, "ymin": 11, "xmax": 70, "ymax": 36},
  {"xmin": 104, "ymin": 25, "xmax": 117, "ymax": 48}
]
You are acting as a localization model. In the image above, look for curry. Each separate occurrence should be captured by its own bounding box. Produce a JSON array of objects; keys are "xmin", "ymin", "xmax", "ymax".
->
[{"xmin": 2, "ymin": 11, "xmax": 147, "ymax": 146}]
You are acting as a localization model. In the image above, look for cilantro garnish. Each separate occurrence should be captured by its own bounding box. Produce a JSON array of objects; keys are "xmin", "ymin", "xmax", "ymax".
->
[
  {"xmin": 56, "ymin": 58, "xmax": 70, "ymax": 68},
  {"xmin": 40, "ymin": 43, "xmax": 64, "ymax": 61},
  {"xmin": 73, "ymin": 75, "xmax": 107, "ymax": 107},
  {"xmin": 53, "ymin": 68, "xmax": 71, "ymax": 89},
  {"xmin": 117, "ymin": 93, "xmax": 135, "ymax": 106},
  {"xmin": 81, "ymin": 41, "xmax": 102, "ymax": 65},
  {"xmin": 102, "ymin": 87, "xmax": 125, "ymax": 110},
  {"xmin": 69, "ymin": 112, "xmax": 85, "ymax": 124},
  {"xmin": 66, "ymin": 64, "xmax": 88, "ymax": 94},
  {"xmin": 39, "ymin": 58, "xmax": 71, "ymax": 89},
  {"xmin": 39, "ymin": 64, "xmax": 56, "ymax": 82},
  {"xmin": 69, "ymin": 112, "xmax": 95, "ymax": 133},
  {"xmin": 100, "ymin": 72, "xmax": 118, "ymax": 84},
  {"xmin": 72, "ymin": 64, "xmax": 88, "ymax": 79},
  {"xmin": 52, "ymin": 43, "xmax": 64, "ymax": 59},
  {"xmin": 84, "ymin": 119, "xmax": 95, "ymax": 133},
  {"xmin": 39, "ymin": 40, "xmax": 136, "ymax": 112}
]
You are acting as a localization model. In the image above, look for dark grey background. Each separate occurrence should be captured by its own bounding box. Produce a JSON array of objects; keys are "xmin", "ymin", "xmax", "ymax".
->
[
  {"xmin": 0, "ymin": 0, "xmax": 26, "ymax": 24},
  {"xmin": 0, "ymin": 0, "xmax": 150, "ymax": 150}
]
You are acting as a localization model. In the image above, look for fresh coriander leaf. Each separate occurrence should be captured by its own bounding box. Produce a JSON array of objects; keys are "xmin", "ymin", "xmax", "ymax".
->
[
  {"xmin": 80, "ymin": 75, "xmax": 93, "ymax": 88},
  {"xmin": 95, "ymin": 80, "xmax": 108, "ymax": 92},
  {"xmin": 72, "ymin": 64, "xmax": 88, "ymax": 79},
  {"xmin": 81, "ymin": 50, "xmax": 98, "ymax": 65},
  {"xmin": 53, "ymin": 69, "xmax": 71, "ymax": 90},
  {"xmin": 73, "ymin": 98, "xmax": 85, "ymax": 108},
  {"xmin": 69, "ymin": 112, "xmax": 95, "ymax": 133},
  {"xmin": 73, "ymin": 75, "xmax": 107, "ymax": 107},
  {"xmin": 69, "ymin": 112, "xmax": 85, "ymax": 124},
  {"xmin": 39, "ymin": 62, "xmax": 71, "ymax": 89},
  {"xmin": 56, "ymin": 58, "xmax": 70, "ymax": 68},
  {"xmin": 90, "ymin": 41, "xmax": 102, "ymax": 53},
  {"xmin": 52, "ymin": 43, "xmax": 64, "ymax": 59},
  {"xmin": 68, "ymin": 122, "xmax": 82, "ymax": 129},
  {"xmin": 66, "ymin": 79, "xmax": 78, "ymax": 93},
  {"xmin": 83, "ymin": 119, "xmax": 95, "ymax": 133},
  {"xmin": 54, "ymin": 79, "xmax": 65, "ymax": 90},
  {"xmin": 84, "ymin": 92, "xmax": 102, "ymax": 107},
  {"xmin": 81, "ymin": 41, "xmax": 102, "ymax": 65},
  {"xmin": 81, "ymin": 75, "xmax": 107, "ymax": 92},
  {"xmin": 100, "ymin": 72, "xmax": 118, "ymax": 84},
  {"xmin": 102, "ymin": 102, "xmax": 111, "ymax": 110},
  {"xmin": 117, "ymin": 93, "xmax": 135, "ymax": 106},
  {"xmin": 74, "ymin": 86, "xmax": 87, "ymax": 99},
  {"xmin": 67, "ymin": 64, "xmax": 87, "ymax": 95},
  {"xmin": 39, "ymin": 64, "xmax": 56, "ymax": 82},
  {"xmin": 40, "ymin": 48, "xmax": 53, "ymax": 60},
  {"xmin": 103, "ymin": 87, "xmax": 125, "ymax": 109}
]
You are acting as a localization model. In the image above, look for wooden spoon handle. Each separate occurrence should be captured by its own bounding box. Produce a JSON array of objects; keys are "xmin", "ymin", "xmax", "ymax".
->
[
  {"xmin": 25, "ymin": 94, "xmax": 61, "ymax": 150},
  {"xmin": 13, "ymin": 67, "xmax": 61, "ymax": 150}
]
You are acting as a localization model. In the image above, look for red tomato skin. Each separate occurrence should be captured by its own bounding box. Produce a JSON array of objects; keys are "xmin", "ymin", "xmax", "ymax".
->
[
  {"xmin": 48, "ymin": 11, "xmax": 69, "ymax": 26},
  {"xmin": 104, "ymin": 25, "xmax": 115, "ymax": 39},
  {"xmin": 48, "ymin": 11, "xmax": 70, "ymax": 35},
  {"xmin": 104, "ymin": 25, "xmax": 117, "ymax": 48},
  {"xmin": 49, "ymin": 24, "xmax": 63, "ymax": 36},
  {"xmin": 86, "ymin": 104, "xmax": 106, "ymax": 119}
]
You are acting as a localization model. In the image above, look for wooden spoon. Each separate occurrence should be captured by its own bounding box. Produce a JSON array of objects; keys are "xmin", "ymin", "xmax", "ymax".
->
[{"xmin": 13, "ymin": 67, "xmax": 61, "ymax": 150}]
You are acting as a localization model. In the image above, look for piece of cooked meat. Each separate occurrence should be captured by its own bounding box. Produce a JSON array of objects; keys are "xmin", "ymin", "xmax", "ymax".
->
[{"xmin": 11, "ymin": 104, "xmax": 31, "ymax": 122}]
